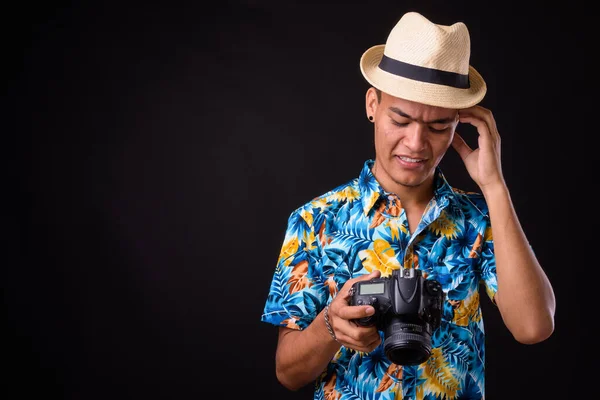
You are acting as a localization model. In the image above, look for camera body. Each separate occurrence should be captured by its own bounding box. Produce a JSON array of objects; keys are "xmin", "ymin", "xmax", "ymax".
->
[{"xmin": 349, "ymin": 268, "xmax": 444, "ymax": 365}]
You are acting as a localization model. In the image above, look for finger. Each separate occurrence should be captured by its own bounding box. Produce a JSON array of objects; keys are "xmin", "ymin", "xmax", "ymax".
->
[
  {"xmin": 458, "ymin": 115, "xmax": 497, "ymax": 152},
  {"xmin": 459, "ymin": 106, "xmax": 499, "ymax": 142},
  {"xmin": 364, "ymin": 334, "xmax": 382, "ymax": 352},
  {"xmin": 473, "ymin": 106, "xmax": 499, "ymax": 141},
  {"xmin": 451, "ymin": 132, "xmax": 472, "ymax": 161},
  {"xmin": 458, "ymin": 114, "xmax": 490, "ymax": 136},
  {"xmin": 357, "ymin": 269, "xmax": 381, "ymax": 281},
  {"xmin": 350, "ymin": 270, "xmax": 382, "ymax": 287},
  {"xmin": 348, "ymin": 334, "xmax": 382, "ymax": 353},
  {"xmin": 337, "ymin": 303, "xmax": 376, "ymax": 321},
  {"xmin": 337, "ymin": 325, "xmax": 381, "ymax": 352}
]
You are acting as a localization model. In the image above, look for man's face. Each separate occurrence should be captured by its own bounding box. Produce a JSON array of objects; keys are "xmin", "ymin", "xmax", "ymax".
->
[{"xmin": 370, "ymin": 90, "xmax": 458, "ymax": 192}]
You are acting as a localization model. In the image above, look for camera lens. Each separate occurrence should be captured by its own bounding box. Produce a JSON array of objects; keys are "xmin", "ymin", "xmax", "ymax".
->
[{"xmin": 383, "ymin": 320, "xmax": 432, "ymax": 366}]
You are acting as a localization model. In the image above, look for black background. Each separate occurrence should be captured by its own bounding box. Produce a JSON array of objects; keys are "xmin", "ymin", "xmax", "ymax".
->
[{"xmin": 8, "ymin": 1, "xmax": 593, "ymax": 399}]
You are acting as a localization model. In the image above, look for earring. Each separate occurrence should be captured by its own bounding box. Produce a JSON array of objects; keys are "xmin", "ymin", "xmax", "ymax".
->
[{"xmin": 368, "ymin": 116, "xmax": 373, "ymax": 121}]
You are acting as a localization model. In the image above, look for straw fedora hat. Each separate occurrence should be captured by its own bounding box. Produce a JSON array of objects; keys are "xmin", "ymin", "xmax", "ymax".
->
[{"xmin": 360, "ymin": 12, "xmax": 486, "ymax": 109}]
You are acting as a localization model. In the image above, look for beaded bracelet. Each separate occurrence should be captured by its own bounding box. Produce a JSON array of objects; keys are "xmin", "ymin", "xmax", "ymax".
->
[{"xmin": 324, "ymin": 305, "xmax": 338, "ymax": 342}]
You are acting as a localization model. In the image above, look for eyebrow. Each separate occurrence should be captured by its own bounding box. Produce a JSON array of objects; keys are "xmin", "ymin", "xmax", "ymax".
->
[{"xmin": 389, "ymin": 106, "xmax": 456, "ymax": 124}]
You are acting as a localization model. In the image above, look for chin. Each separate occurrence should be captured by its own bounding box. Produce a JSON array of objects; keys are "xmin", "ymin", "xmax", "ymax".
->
[
  {"xmin": 391, "ymin": 175, "xmax": 425, "ymax": 188},
  {"xmin": 398, "ymin": 180, "xmax": 424, "ymax": 188},
  {"xmin": 393, "ymin": 168, "xmax": 430, "ymax": 185}
]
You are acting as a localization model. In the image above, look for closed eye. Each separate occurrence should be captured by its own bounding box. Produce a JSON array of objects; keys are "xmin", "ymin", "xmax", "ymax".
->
[
  {"xmin": 429, "ymin": 126, "xmax": 449, "ymax": 133},
  {"xmin": 391, "ymin": 119, "xmax": 451, "ymax": 133}
]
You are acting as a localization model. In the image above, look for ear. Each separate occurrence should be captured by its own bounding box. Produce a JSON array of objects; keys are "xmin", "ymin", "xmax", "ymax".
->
[{"xmin": 365, "ymin": 87, "xmax": 379, "ymax": 120}]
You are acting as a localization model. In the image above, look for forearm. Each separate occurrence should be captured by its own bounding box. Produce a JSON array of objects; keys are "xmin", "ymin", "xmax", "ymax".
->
[
  {"xmin": 483, "ymin": 183, "xmax": 556, "ymax": 343},
  {"xmin": 275, "ymin": 310, "xmax": 341, "ymax": 390}
]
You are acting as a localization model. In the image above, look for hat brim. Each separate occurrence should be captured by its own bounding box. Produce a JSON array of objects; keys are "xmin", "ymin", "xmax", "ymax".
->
[{"xmin": 360, "ymin": 45, "xmax": 487, "ymax": 109}]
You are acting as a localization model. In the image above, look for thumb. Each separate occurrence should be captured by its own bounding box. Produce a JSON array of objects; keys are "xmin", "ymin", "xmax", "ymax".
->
[
  {"xmin": 351, "ymin": 269, "xmax": 381, "ymax": 284},
  {"xmin": 452, "ymin": 132, "xmax": 472, "ymax": 161},
  {"xmin": 363, "ymin": 270, "xmax": 381, "ymax": 280}
]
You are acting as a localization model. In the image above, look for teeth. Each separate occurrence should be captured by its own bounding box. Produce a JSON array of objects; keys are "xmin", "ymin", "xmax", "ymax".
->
[{"xmin": 399, "ymin": 156, "xmax": 422, "ymax": 163}]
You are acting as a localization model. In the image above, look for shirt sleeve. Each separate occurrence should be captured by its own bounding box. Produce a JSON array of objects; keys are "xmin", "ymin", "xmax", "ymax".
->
[{"xmin": 260, "ymin": 207, "xmax": 329, "ymax": 330}]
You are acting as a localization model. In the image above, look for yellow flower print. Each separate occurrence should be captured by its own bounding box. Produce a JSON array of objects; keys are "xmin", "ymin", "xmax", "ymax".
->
[
  {"xmin": 278, "ymin": 237, "xmax": 299, "ymax": 267},
  {"xmin": 428, "ymin": 211, "xmax": 458, "ymax": 239},
  {"xmin": 358, "ymin": 239, "xmax": 401, "ymax": 277},
  {"xmin": 417, "ymin": 347, "xmax": 461, "ymax": 400},
  {"xmin": 303, "ymin": 230, "xmax": 317, "ymax": 251},
  {"xmin": 387, "ymin": 218, "xmax": 408, "ymax": 242},
  {"xmin": 300, "ymin": 209, "xmax": 313, "ymax": 226},
  {"xmin": 450, "ymin": 290, "xmax": 481, "ymax": 326},
  {"xmin": 483, "ymin": 225, "xmax": 493, "ymax": 242}
]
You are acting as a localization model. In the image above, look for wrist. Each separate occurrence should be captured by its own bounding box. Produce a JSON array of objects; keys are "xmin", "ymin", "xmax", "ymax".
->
[
  {"xmin": 323, "ymin": 305, "xmax": 339, "ymax": 343},
  {"xmin": 481, "ymin": 180, "xmax": 509, "ymax": 199}
]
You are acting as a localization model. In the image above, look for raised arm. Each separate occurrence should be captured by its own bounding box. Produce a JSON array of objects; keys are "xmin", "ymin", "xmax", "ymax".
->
[{"xmin": 452, "ymin": 106, "xmax": 556, "ymax": 344}]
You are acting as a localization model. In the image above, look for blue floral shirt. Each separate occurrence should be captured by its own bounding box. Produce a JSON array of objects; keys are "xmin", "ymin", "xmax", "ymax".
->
[{"xmin": 261, "ymin": 159, "xmax": 498, "ymax": 400}]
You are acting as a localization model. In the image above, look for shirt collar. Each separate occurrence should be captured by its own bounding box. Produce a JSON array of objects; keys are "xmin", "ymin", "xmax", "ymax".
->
[{"xmin": 358, "ymin": 159, "xmax": 455, "ymax": 216}]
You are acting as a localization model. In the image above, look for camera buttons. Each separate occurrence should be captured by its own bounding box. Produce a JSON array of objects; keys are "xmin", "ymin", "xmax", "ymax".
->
[{"xmin": 425, "ymin": 280, "xmax": 441, "ymax": 296}]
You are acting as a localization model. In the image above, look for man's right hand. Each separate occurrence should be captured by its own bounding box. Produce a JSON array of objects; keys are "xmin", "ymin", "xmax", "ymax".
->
[{"xmin": 326, "ymin": 270, "xmax": 382, "ymax": 352}]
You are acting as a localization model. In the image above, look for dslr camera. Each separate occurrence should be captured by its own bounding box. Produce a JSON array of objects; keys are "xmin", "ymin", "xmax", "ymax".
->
[{"xmin": 349, "ymin": 268, "xmax": 444, "ymax": 365}]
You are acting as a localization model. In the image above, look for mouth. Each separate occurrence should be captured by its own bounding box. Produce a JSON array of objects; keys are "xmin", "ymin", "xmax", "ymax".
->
[
  {"xmin": 394, "ymin": 155, "xmax": 428, "ymax": 170},
  {"xmin": 396, "ymin": 155, "xmax": 426, "ymax": 164}
]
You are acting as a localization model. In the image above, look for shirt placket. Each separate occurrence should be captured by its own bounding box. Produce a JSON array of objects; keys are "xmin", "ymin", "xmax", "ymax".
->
[{"xmin": 398, "ymin": 196, "xmax": 448, "ymax": 400}]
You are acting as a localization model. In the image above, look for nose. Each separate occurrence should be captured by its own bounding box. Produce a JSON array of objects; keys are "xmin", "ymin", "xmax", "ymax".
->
[{"xmin": 402, "ymin": 123, "xmax": 427, "ymax": 152}]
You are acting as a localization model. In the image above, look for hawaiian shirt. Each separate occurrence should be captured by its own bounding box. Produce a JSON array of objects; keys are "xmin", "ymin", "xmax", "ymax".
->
[{"xmin": 261, "ymin": 159, "xmax": 498, "ymax": 400}]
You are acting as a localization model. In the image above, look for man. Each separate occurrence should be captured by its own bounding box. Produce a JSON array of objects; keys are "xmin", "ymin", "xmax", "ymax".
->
[{"xmin": 261, "ymin": 11, "xmax": 555, "ymax": 400}]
